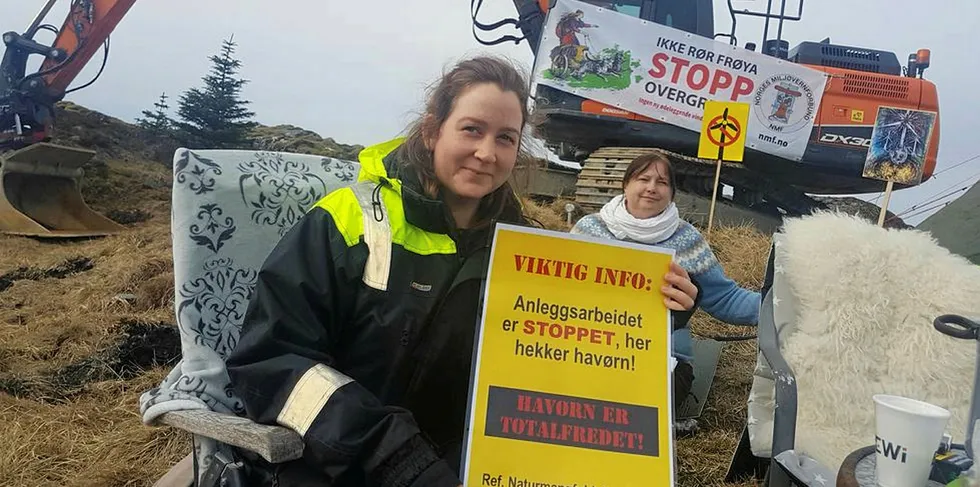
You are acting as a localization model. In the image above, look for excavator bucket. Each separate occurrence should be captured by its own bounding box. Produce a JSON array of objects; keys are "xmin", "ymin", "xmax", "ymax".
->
[{"xmin": 0, "ymin": 142, "xmax": 125, "ymax": 238}]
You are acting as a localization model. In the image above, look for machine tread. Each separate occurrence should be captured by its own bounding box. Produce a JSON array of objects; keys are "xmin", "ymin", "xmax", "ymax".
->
[
  {"xmin": 571, "ymin": 146, "xmax": 911, "ymax": 229},
  {"xmin": 574, "ymin": 146, "xmax": 811, "ymax": 215}
]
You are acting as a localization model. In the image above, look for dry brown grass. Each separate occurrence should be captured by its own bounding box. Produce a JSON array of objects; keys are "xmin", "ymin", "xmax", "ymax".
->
[
  {"xmin": 0, "ymin": 160, "xmax": 773, "ymax": 485},
  {"xmin": 0, "ymin": 371, "xmax": 189, "ymax": 487},
  {"xmin": 676, "ymin": 223, "xmax": 771, "ymax": 487},
  {"xmin": 0, "ymin": 160, "xmax": 174, "ymax": 379},
  {"xmin": 522, "ymin": 197, "xmax": 578, "ymax": 232},
  {"xmin": 0, "ymin": 158, "xmax": 188, "ymax": 486}
]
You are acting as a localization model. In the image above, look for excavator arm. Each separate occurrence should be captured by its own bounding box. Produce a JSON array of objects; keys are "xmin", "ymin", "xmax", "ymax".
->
[
  {"xmin": 1, "ymin": 0, "xmax": 137, "ymax": 150},
  {"xmin": 471, "ymin": 0, "xmax": 549, "ymax": 52},
  {"xmin": 0, "ymin": 0, "xmax": 137, "ymax": 238}
]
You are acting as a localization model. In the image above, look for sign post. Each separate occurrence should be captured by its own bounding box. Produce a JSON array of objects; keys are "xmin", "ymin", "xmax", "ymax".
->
[
  {"xmin": 461, "ymin": 224, "xmax": 677, "ymax": 487},
  {"xmin": 861, "ymin": 106, "xmax": 938, "ymax": 227},
  {"xmin": 697, "ymin": 100, "xmax": 750, "ymax": 236},
  {"xmin": 877, "ymin": 180, "xmax": 895, "ymax": 227}
]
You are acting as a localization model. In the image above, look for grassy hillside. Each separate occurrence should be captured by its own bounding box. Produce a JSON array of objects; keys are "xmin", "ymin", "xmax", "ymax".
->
[{"xmin": 917, "ymin": 181, "xmax": 980, "ymax": 264}]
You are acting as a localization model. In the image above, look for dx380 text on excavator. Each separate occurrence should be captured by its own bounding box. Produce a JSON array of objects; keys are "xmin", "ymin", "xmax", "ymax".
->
[
  {"xmin": 0, "ymin": 0, "xmax": 137, "ymax": 237},
  {"xmin": 474, "ymin": 0, "xmax": 940, "ymax": 225}
]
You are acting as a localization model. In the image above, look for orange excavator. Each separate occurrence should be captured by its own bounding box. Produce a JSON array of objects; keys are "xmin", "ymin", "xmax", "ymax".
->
[
  {"xmin": 1, "ymin": 1, "xmax": 941, "ymax": 236},
  {"xmin": 0, "ymin": 0, "xmax": 137, "ymax": 237},
  {"xmin": 474, "ymin": 0, "xmax": 941, "ymax": 221}
]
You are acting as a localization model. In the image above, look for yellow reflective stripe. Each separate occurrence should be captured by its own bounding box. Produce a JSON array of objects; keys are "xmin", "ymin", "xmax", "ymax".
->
[
  {"xmin": 313, "ymin": 185, "xmax": 456, "ymax": 256},
  {"xmin": 378, "ymin": 186, "xmax": 457, "ymax": 255},
  {"xmin": 400, "ymin": 226, "xmax": 457, "ymax": 255},
  {"xmin": 357, "ymin": 137, "xmax": 406, "ymax": 190},
  {"xmin": 315, "ymin": 187, "xmax": 363, "ymax": 247},
  {"xmin": 277, "ymin": 363, "xmax": 353, "ymax": 437}
]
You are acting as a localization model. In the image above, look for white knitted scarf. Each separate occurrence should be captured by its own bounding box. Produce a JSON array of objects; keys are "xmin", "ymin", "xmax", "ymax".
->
[{"xmin": 598, "ymin": 194, "xmax": 680, "ymax": 244}]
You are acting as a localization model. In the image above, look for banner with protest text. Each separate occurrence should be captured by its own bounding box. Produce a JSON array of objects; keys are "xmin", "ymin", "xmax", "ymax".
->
[
  {"xmin": 531, "ymin": 0, "xmax": 829, "ymax": 162},
  {"xmin": 461, "ymin": 224, "xmax": 676, "ymax": 486}
]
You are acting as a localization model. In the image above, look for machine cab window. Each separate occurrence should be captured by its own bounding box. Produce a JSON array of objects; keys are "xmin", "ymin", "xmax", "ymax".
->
[
  {"xmin": 652, "ymin": 0, "xmax": 699, "ymax": 33},
  {"xmin": 579, "ymin": 0, "xmax": 712, "ymax": 38},
  {"xmin": 582, "ymin": 1, "xmax": 643, "ymax": 18}
]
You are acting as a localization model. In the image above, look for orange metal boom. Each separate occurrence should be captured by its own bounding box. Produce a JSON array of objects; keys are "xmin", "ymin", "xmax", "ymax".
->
[{"xmin": 39, "ymin": 0, "xmax": 137, "ymax": 94}]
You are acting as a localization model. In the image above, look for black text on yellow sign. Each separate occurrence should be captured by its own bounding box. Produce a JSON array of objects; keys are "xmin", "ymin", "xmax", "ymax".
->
[
  {"xmin": 461, "ymin": 224, "xmax": 677, "ymax": 486},
  {"xmin": 698, "ymin": 100, "xmax": 750, "ymax": 162}
]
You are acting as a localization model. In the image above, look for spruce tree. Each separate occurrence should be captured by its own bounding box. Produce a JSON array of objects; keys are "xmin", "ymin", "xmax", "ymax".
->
[
  {"xmin": 135, "ymin": 92, "xmax": 174, "ymax": 133},
  {"xmin": 174, "ymin": 35, "xmax": 256, "ymax": 148}
]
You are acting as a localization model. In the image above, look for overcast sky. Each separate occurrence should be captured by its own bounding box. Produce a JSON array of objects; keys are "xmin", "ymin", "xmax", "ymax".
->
[{"xmin": 6, "ymin": 0, "xmax": 977, "ymax": 225}]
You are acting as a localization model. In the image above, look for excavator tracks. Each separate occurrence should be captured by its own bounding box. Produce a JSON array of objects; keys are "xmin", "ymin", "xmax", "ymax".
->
[
  {"xmin": 574, "ymin": 146, "xmax": 816, "ymax": 214},
  {"xmin": 572, "ymin": 146, "xmax": 908, "ymax": 229}
]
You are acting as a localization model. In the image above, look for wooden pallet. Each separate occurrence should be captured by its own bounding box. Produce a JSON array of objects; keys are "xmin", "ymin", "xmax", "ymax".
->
[
  {"xmin": 576, "ymin": 177, "xmax": 621, "ymax": 189},
  {"xmin": 579, "ymin": 168, "xmax": 626, "ymax": 179},
  {"xmin": 572, "ymin": 147, "xmax": 656, "ymax": 211},
  {"xmin": 572, "ymin": 145, "xmax": 731, "ymax": 211},
  {"xmin": 581, "ymin": 163, "xmax": 630, "ymax": 172}
]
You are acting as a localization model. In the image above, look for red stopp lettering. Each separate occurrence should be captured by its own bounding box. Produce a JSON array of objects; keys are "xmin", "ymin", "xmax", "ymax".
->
[
  {"xmin": 523, "ymin": 320, "xmax": 615, "ymax": 345},
  {"xmin": 733, "ymin": 76, "xmax": 753, "ymax": 100},
  {"xmin": 648, "ymin": 52, "xmax": 669, "ymax": 78}
]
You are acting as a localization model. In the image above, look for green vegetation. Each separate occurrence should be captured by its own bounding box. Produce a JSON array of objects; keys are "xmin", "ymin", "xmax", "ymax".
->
[
  {"xmin": 131, "ymin": 36, "xmax": 362, "ymax": 160},
  {"xmin": 541, "ymin": 47, "xmax": 638, "ymax": 91},
  {"xmin": 173, "ymin": 36, "xmax": 257, "ymax": 149},
  {"xmin": 135, "ymin": 92, "xmax": 174, "ymax": 134},
  {"xmin": 133, "ymin": 36, "xmax": 256, "ymax": 149}
]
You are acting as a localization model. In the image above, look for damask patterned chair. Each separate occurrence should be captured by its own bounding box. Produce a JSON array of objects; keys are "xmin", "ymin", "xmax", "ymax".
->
[{"xmin": 139, "ymin": 147, "xmax": 360, "ymax": 486}]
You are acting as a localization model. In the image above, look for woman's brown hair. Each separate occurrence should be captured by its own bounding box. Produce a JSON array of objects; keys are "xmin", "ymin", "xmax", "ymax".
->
[
  {"xmin": 396, "ymin": 55, "xmax": 534, "ymax": 225},
  {"xmin": 622, "ymin": 152, "xmax": 676, "ymax": 200}
]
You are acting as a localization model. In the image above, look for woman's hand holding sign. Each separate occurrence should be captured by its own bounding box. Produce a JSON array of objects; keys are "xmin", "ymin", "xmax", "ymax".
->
[{"xmin": 662, "ymin": 261, "xmax": 697, "ymax": 311}]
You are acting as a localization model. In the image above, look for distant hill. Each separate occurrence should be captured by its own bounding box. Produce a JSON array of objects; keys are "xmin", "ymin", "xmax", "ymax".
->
[
  {"xmin": 49, "ymin": 101, "xmax": 364, "ymax": 165},
  {"xmin": 250, "ymin": 124, "xmax": 363, "ymax": 161},
  {"xmin": 917, "ymin": 181, "xmax": 980, "ymax": 264},
  {"xmin": 50, "ymin": 101, "xmax": 183, "ymax": 164}
]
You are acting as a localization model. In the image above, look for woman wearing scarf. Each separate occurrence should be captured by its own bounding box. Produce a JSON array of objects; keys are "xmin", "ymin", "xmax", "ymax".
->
[{"xmin": 570, "ymin": 152, "xmax": 760, "ymax": 436}]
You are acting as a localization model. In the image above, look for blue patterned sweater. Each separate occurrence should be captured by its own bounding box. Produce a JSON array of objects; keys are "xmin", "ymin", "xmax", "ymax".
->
[{"xmin": 570, "ymin": 214, "xmax": 760, "ymax": 362}]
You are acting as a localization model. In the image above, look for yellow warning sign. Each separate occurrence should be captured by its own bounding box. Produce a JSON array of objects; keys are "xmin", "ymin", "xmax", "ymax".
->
[
  {"xmin": 698, "ymin": 100, "xmax": 750, "ymax": 162},
  {"xmin": 461, "ymin": 224, "xmax": 676, "ymax": 486},
  {"xmin": 851, "ymin": 109, "xmax": 865, "ymax": 123}
]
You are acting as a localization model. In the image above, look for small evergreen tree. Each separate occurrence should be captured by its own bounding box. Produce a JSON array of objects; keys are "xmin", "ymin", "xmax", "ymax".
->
[
  {"xmin": 174, "ymin": 35, "xmax": 256, "ymax": 148},
  {"xmin": 135, "ymin": 92, "xmax": 175, "ymax": 133}
]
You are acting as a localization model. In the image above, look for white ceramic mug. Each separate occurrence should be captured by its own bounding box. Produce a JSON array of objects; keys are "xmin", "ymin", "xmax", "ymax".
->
[{"xmin": 873, "ymin": 394, "xmax": 951, "ymax": 487}]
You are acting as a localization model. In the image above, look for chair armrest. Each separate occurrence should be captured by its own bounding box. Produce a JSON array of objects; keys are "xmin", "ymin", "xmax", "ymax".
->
[
  {"xmin": 758, "ymin": 289, "xmax": 798, "ymax": 457},
  {"xmin": 774, "ymin": 450, "xmax": 837, "ymax": 486},
  {"xmin": 159, "ymin": 410, "xmax": 304, "ymax": 464}
]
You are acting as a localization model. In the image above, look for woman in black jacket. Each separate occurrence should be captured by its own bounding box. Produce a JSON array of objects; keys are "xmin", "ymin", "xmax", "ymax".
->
[{"xmin": 225, "ymin": 55, "xmax": 699, "ymax": 487}]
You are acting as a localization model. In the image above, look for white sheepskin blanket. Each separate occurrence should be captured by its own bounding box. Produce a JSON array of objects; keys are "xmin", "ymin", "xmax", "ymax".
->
[{"xmin": 761, "ymin": 211, "xmax": 980, "ymax": 473}]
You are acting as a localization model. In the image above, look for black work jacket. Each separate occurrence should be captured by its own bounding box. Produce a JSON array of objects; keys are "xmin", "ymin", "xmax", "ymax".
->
[
  {"xmin": 225, "ymin": 138, "xmax": 699, "ymax": 487},
  {"xmin": 226, "ymin": 138, "xmax": 526, "ymax": 487}
]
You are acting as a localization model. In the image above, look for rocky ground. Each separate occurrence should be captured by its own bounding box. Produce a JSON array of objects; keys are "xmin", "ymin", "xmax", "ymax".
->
[{"xmin": 0, "ymin": 103, "xmax": 772, "ymax": 486}]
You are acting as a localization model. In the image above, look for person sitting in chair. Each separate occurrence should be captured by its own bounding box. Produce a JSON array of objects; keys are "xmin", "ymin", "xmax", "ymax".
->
[
  {"xmin": 571, "ymin": 152, "xmax": 760, "ymax": 437},
  {"xmin": 224, "ymin": 56, "xmax": 699, "ymax": 487}
]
